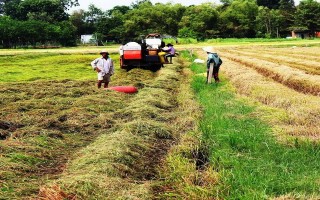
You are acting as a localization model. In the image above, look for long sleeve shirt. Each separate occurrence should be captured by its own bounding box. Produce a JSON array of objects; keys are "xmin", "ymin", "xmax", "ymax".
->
[
  {"xmin": 207, "ymin": 53, "xmax": 221, "ymax": 68},
  {"xmin": 167, "ymin": 46, "xmax": 175, "ymax": 55},
  {"xmin": 91, "ymin": 57, "xmax": 114, "ymax": 76}
]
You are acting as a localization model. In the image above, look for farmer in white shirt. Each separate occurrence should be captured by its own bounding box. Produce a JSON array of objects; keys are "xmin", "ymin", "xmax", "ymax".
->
[{"xmin": 91, "ymin": 50, "xmax": 114, "ymax": 88}]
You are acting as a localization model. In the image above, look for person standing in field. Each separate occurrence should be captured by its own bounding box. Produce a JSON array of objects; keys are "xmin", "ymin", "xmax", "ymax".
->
[
  {"xmin": 91, "ymin": 50, "xmax": 114, "ymax": 88},
  {"xmin": 203, "ymin": 46, "xmax": 222, "ymax": 83}
]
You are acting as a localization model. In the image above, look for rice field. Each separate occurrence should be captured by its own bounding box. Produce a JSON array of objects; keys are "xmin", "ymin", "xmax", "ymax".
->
[
  {"xmin": 1, "ymin": 42, "xmax": 319, "ymax": 199},
  {"xmin": 195, "ymin": 45, "xmax": 320, "ymax": 141},
  {"xmin": 187, "ymin": 45, "xmax": 320, "ymax": 199}
]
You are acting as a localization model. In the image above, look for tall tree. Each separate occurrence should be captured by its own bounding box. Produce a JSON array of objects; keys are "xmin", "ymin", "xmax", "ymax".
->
[
  {"xmin": 82, "ymin": 4, "xmax": 104, "ymax": 35},
  {"xmin": 122, "ymin": 2, "xmax": 185, "ymax": 39},
  {"xmin": 107, "ymin": 5, "xmax": 131, "ymax": 15},
  {"xmin": 294, "ymin": 0, "xmax": 320, "ymax": 37},
  {"xmin": 179, "ymin": 3, "xmax": 219, "ymax": 39},
  {"xmin": 1, "ymin": 0, "xmax": 78, "ymax": 17},
  {"xmin": 0, "ymin": 0, "xmax": 21, "ymax": 18},
  {"xmin": 60, "ymin": 0, "xmax": 79, "ymax": 10},
  {"xmin": 70, "ymin": 9, "xmax": 87, "ymax": 36},
  {"xmin": 130, "ymin": 0, "xmax": 151, "ymax": 9},
  {"xmin": 18, "ymin": 0, "xmax": 68, "ymax": 22},
  {"xmin": 256, "ymin": 7, "xmax": 284, "ymax": 37},
  {"xmin": 97, "ymin": 6, "xmax": 131, "ymax": 42},
  {"xmin": 278, "ymin": 0, "xmax": 296, "ymax": 34},
  {"xmin": 220, "ymin": 0, "xmax": 258, "ymax": 37}
]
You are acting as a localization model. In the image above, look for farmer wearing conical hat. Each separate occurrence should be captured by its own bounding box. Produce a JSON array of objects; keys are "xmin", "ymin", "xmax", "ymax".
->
[
  {"xmin": 91, "ymin": 49, "xmax": 114, "ymax": 88},
  {"xmin": 203, "ymin": 46, "xmax": 223, "ymax": 83}
]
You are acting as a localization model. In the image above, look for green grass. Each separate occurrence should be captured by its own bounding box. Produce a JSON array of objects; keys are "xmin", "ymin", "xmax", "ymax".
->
[
  {"xmin": 0, "ymin": 50, "xmax": 186, "ymax": 199},
  {"xmin": 0, "ymin": 51, "xmax": 140, "ymax": 199},
  {"xmin": 184, "ymin": 51, "xmax": 320, "ymax": 199},
  {"xmin": 187, "ymin": 38, "xmax": 320, "ymax": 48},
  {"xmin": 0, "ymin": 53, "xmax": 120, "ymax": 82}
]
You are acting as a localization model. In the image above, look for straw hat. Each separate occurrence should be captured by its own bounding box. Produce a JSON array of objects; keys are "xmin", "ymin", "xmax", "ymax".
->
[
  {"xmin": 202, "ymin": 46, "xmax": 216, "ymax": 53},
  {"xmin": 100, "ymin": 49, "xmax": 109, "ymax": 55}
]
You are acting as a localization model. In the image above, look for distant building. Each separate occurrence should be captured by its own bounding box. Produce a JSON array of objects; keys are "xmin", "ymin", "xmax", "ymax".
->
[
  {"xmin": 291, "ymin": 30, "xmax": 320, "ymax": 39},
  {"xmin": 80, "ymin": 34, "xmax": 96, "ymax": 44}
]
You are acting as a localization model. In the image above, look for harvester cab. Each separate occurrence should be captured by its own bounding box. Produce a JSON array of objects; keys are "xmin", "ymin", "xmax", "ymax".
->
[{"xmin": 120, "ymin": 33, "xmax": 166, "ymax": 71}]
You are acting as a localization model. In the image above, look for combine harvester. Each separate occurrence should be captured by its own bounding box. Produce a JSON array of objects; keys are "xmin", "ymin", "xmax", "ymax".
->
[{"xmin": 119, "ymin": 33, "xmax": 168, "ymax": 71}]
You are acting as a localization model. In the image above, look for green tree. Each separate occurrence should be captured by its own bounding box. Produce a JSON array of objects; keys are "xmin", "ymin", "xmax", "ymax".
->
[
  {"xmin": 130, "ymin": 0, "xmax": 151, "ymax": 9},
  {"xmin": 278, "ymin": 0, "xmax": 296, "ymax": 34},
  {"xmin": 0, "ymin": 0, "xmax": 21, "ymax": 19},
  {"xmin": 82, "ymin": 4, "xmax": 103, "ymax": 34},
  {"xmin": 58, "ymin": 21, "xmax": 77, "ymax": 46},
  {"xmin": 107, "ymin": 5, "xmax": 130, "ymax": 15},
  {"xmin": 19, "ymin": 0, "xmax": 68, "ymax": 22},
  {"xmin": 220, "ymin": 0, "xmax": 258, "ymax": 37},
  {"xmin": 220, "ymin": 0, "xmax": 233, "ymax": 6},
  {"xmin": 96, "ymin": 9, "xmax": 125, "ymax": 42},
  {"xmin": 84, "ymin": 4, "xmax": 103, "ymax": 24},
  {"xmin": 256, "ymin": 7, "xmax": 284, "ymax": 37},
  {"xmin": 178, "ymin": 27, "xmax": 197, "ymax": 38},
  {"xmin": 1, "ymin": 0, "xmax": 78, "ymax": 19},
  {"xmin": 179, "ymin": 3, "xmax": 219, "ymax": 39},
  {"xmin": 0, "ymin": 16, "xmax": 19, "ymax": 47},
  {"xmin": 122, "ymin": 2, "xmax": 185, "ymax": 40},
  {"xmin": 60, "ymin": 0, "xmax": 79, "ymax": 10},
  {"xmin": 294, "ymin": 0, "xmax": 320, "ymax": 37},
  {"xmin": 70, "ymin": 9, "xmax": 87, "ymax": 36}
]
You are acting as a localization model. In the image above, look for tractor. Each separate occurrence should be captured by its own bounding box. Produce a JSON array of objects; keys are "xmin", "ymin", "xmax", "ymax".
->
[{"xmin": 119, "ymin": 33, "xmax": 167, "ymax": 71}]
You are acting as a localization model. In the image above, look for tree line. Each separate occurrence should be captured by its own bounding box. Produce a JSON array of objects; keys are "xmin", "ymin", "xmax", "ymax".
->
[{"xmin": 1, "ymin": 0, "xmax": 320, "ymax": 48}]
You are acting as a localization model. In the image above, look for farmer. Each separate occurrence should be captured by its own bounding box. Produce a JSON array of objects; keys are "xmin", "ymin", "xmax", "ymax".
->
[
  {"xmin": 162, "ymin": 43, "xmax": 176, "ymax": 63},
  {"xmin": 203, "ymin": 46, "xmax": 223, "ymax": 83},
  {"xmin": 91, "ymin": 50, "xmax": 114, "ymax": 88}
]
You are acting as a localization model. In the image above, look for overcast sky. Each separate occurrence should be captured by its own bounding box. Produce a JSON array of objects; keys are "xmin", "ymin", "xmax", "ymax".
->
[{"xmin": 68, "ymin": 0, "xmax": 307, "ymax": 13}]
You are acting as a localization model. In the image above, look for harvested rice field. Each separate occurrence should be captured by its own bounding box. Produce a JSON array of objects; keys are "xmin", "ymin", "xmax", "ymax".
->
[
  {"xmin": 1, "ymin": 42, "xmax": 320, "ymax": 199},
  {"xmin": 196, "ymin": 45, "xmax": 320, "ymax": 141}
]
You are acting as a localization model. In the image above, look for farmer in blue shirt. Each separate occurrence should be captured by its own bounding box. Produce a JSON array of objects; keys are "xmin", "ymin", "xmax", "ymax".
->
[{"xmin": 203, "ymin": 46, "xmax": 223, "ymax": 83}]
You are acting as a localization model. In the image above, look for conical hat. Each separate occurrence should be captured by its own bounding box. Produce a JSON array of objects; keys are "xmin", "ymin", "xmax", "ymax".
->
[
  {"xmin": 100, "ymin": 49, "xmax": 109, "ymax": 54},
  {"xmin": 202, "ymin": 46, "xmax": 216, "ymax": 53}
]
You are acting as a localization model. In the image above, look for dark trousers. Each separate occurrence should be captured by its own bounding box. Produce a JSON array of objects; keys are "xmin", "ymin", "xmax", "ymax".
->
[{"xmin": 207, "ymin": 67, "xmax": 220, "ymax": 82}]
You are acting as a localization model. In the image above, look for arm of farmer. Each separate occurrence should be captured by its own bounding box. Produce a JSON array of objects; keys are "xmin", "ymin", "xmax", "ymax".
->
[
  {"xmin": 91, "ymin": 59, "xmax": 101, "ymax": 72},
  {"xmin": 207, "ymin": 54, "xmax": 216, "ymax": 66}
]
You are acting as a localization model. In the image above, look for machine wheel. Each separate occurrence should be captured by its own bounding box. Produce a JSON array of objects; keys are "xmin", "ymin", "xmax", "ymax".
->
[
  {"xmin": 120, "ymin": 56, "xmax": 126, "ymax": 69},
  {"xmin": 150, "ymin": 64, "xmax": 162, "ymax": 72}
]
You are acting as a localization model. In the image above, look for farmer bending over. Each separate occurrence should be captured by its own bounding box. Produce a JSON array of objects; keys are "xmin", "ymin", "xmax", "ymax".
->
[
  {"xmin": 91, "ymin": 50, "xmax": 114, "ymax": 88},
  {"xmin": 203, "ymin": 46, "xmax": 222, "ymax": 83}
]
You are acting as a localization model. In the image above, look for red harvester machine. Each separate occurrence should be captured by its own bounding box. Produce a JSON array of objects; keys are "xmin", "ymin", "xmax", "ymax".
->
[{"xmin": 119, "ymin": 33, "xmax": 166, "ymax": 71}]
